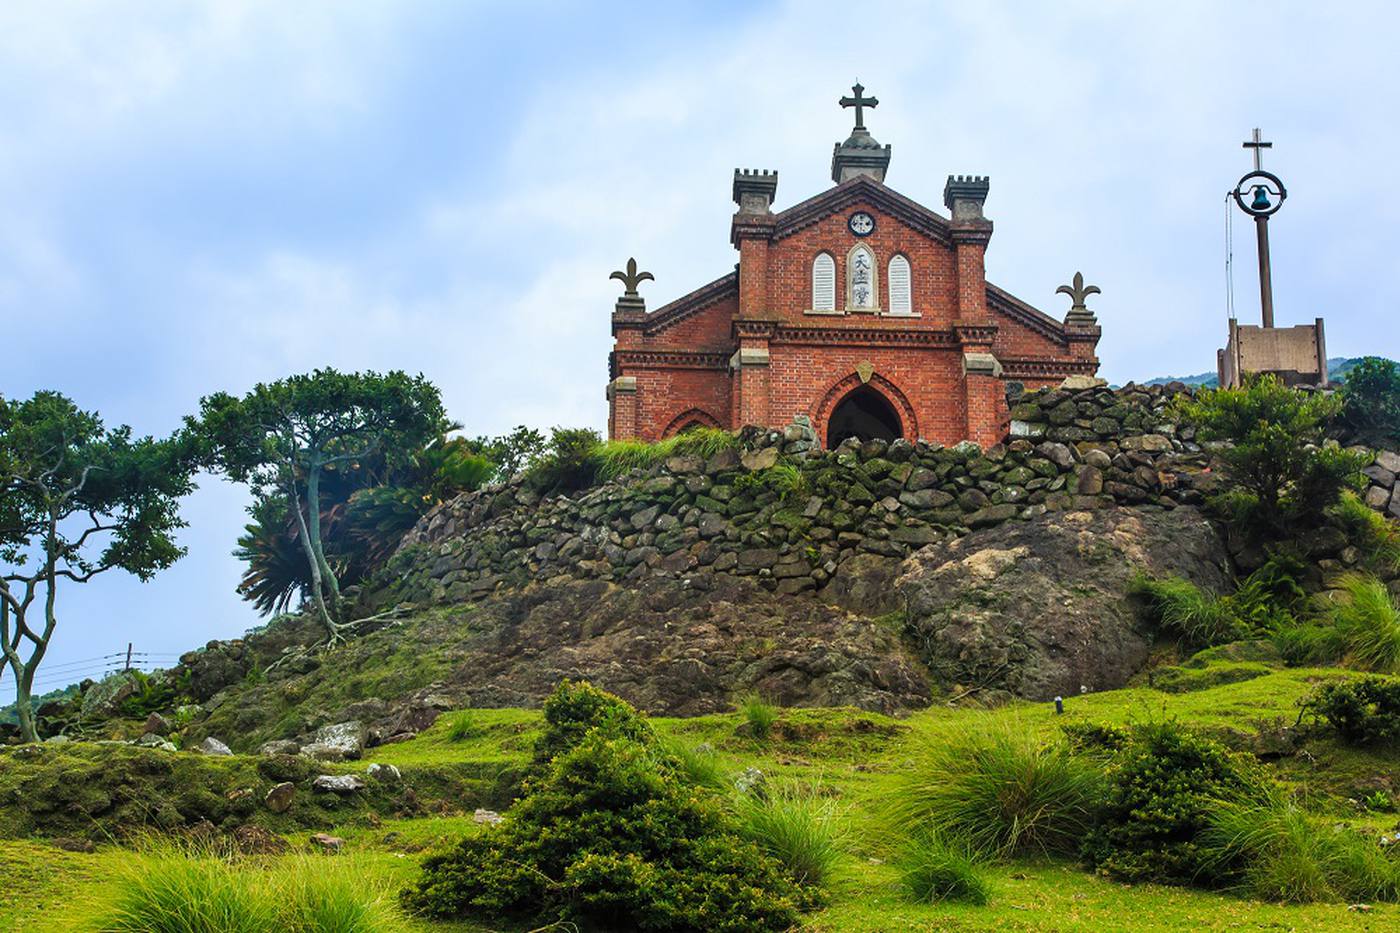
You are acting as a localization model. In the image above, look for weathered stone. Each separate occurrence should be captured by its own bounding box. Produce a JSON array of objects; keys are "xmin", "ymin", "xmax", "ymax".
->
[
  {"xmin": 905, "ymin": 467, "xmax": 938, "ymax": 491},
  {"xmin": 52, "ymin": 837, "xmax": 96, "ymax": 853},
  {"xmin": 1076, "ymin": 466, "xmax": 1104, "ymax": 495},
  {"xmin": 143, "ymin": 712, "xmax": 171, "ymax": 736},
  {"xmin": 300, "ymin": 721, "xmax": 365, "ymax": 762},
  {"xmin": 741, "ymin": 448, "xmax": 780, "ymax": 471},
  {"xmin": 366, "ymin": 762, "xmax": 401, "ymax": 783},
  {"xmin": 1035, "ymin": 442, "xmax": 1075, "ymax": 469},
  {"xmin": 309, "ymin": 832, "xmax": 345, "ymax": 853},
  {"xmin": 259, "ymin": 739, "xmax": 301, "ymax": 757},
  {"xmin": 900, "ymin": 488, "xmax": 954, "ymax": 510},
  {"xmin": 474, "ymin": 808, "xmax": 504, "ymax": 825},
  {"xmin": 195, "ymin": 737, "xmax": 232, "ymax": 756},
  {"xmin": 1120, "ymin": 434, "xmax": 1173, "ymax": 453},
  {"xmin": 1365, "ymin": 485, "xmax": 1392, "ymax": 509},
  {"xmin": 265, "ymin": 782, "xmax": 296, "ymax": 813},
  {"xmin": 891, "ymin": 524, "xmax": 942, "ymax": 546},
  {"xmin": 956, "ymin": 488, "xmax": 990, "ymax": 511},
  {"xmin": 629, "ymin": 505, "xmax": 660, "ymax": 530},
  {"xmin": 966, "ymin": 504, "xmax": 1018, "ymax": 528},
  {"xmin": 898, "ymin": 506, "xmax": 1230, "ymax": 700},
  {"xmin": 1363, "ymin": 464, "xmax": 1397, "ymax": 487},
  {"xmin": 312, "ymin": 774, "xmax": 366, "ymax": 794},
  {"xmin": 736, "ymin": 548, "xmax": 781, "ymax": 573},
  {"xmin": 1083, "ymin": 448, "xmax": 1113, "ymax": 470},
  {"xmin": 1375, "ymin": 449, "xmax": 1400, "ymax": 474}
]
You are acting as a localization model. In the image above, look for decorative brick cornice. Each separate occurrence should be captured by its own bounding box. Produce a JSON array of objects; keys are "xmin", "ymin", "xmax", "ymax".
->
[
  {"xmin": 771, "ymin": 176, "xmax": 952, "ymax": 246},
  {"xmin": 953, "ymin": 323, "xmax": 999, "ymax": 348},
  {"xmin": 612, "ymin": 349, "xmax": 730, "ymax": 372},
  {"xmin": 771, "ymin": 325, "xmax": 959, "ymax": 348},
  {"xmin": 733, "ymin": 319, "xmax": 778, "ymax": 339},
  {"xmin": 1000, "ymin": 356, "xmax": 1100, "ymax": 378},
  {"xmin": 949, "ymin": 223, "xmax": 993, "ymax": 247}
]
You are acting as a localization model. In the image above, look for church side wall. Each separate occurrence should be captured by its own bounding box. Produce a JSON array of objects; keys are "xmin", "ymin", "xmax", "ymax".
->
[
  {"xmin": 642, "ymin": 294, "xmax": 738, "ymax": 351},
  {"xmin": 629, "ymin": 368, "xmax": 732, "ymax": 443}
]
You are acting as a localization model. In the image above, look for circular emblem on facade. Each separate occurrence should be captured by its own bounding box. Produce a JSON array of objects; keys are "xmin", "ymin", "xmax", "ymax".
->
[{"xmin": 848, "ymin": 211, "xmax": 875, "ymax": 237}]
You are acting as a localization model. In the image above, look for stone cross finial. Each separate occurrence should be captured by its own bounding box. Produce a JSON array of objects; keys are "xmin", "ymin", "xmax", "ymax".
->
[
  {"xmin": 1242, "ymin": 127, "xmax": 1272, "ymax": 171},
  {"xmin": 1056, "ymin": 271, "xmax": 1100, "ymax": 313},
  {"xmin": 839, "ymin": 82, "xmax": 878, "ymax": 130},
  {"xmin": 610, "ymin": 258, "xmax": 654, "ymax": 297}
]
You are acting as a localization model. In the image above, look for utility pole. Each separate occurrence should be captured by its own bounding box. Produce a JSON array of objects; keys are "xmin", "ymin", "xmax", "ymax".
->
[{"xmin": 1236, "ymin": 128, "xmax": 1285, "ymax": 329}]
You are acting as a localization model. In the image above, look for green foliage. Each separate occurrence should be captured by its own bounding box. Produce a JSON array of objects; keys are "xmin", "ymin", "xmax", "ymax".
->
[
  {"xmin": 0, "ymin": 391, "xmax": 195, "ymax": 740},
  {"xmin": 1301, "ymin": 676, "xmax": 1400, "ymax": 747},
  {"xmin": 1083, "ymin": 720, "xmax": 1265, "ymax": 884},
  {"xmin": 1364, "ymin": 789, "xmax": 1395, "ymax": 813},
  {"xmin": 532, "ymin": 679, "xmax": 653, "ymax": 769},
  {"xmin": 734, "ymin": 462, "xmax": 809, "ymax": 503},
  {"xmin": 1132, "ymin": 559, "xmax": 1305, "ymax": 648},
  {"xmin": 738, "ymin": 692, "xmax": 779, "ymax": 741},
  {"xmin": 734, "ymin": 781, "xmax": 846, "ymax": 887},
  {"xmin": 894, "ymin": 831, "xmax": 992, "ymax": 905},
  {"xmin": 524, "ymin": 426, "xmax": 604, "ymax": 494},
  {"xmin": 401, "ymin": 687, "xmax": 804, "ymax": 931},
  {"xmin": 595, "ymin": 426, "xmax": 741, "ymax": 480},
  {"xmin": 1339, "ymin": 356, "xmax": 1400, "ymax": 445},
  {"xmin": 115, "ymin": 670, "xmax": 182, "ymax": 719},
  {"xmin": 1176, "ymin": 376, "xmax": 1368, "ymax": 541},
  {"xmin": 1201, "ymin": 794, "xmax": 1399, "ymax": 903},
  {"xmin": 466, "ymin": 424, "xmax": 546, "ymax": 481},
  {"xmin": 95, "ymin": 846, "xmax": 407, "ymax": 932},
  {"xmin": 1317, "ymin": 573, "xmax": 1400, "ymax": 672},
  {"xmin": 1330, "ymin": 490, "xmax": 1400, "ymax": 573},
  {"xmin": 888, "ymin": 725, "xmax": 1103, "ymax": 859}
]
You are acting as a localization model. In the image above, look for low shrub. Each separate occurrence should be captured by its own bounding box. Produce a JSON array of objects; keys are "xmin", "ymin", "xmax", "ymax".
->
[
  {"xmin": 1339, "ymin": 356, "xmax": 1400, "ymax": 446},
  {"xmin": 532, "ymin": 679, "xmax": 653, "ymax": 769},
  {"xmin": 1129, "ymin": 574, "xmax": 1244, "ymax": 647},
  {"xmin": 1201, "ymin": 794, "xmax": 1399, "ymax": 903},
  {"xmin": 1083, "ymin": 720, "xmax": 1266, "ymax": 885},
  {"xmin": 1300, "ymin": 676, "xmax": 1400, "ymax": 746},
  {"xmin": 734, "ymin": 781, "xmax": 846, "ymax": 888},
  {"xmin": 524, "ymin": 426, "xmax": 603, "ymax": 494},
  {"xmin": 1330, "ymin": 490, "xmax": 1400, "ymax": 572},
  {"xmin": 895, "ymin": 831, "xmax": 991, "ymax": 906},
  {"xmin": 401, "ymin": 719, "xmax": 804, "ymax": 930},
  {"xmin": 95, "ymin": 847, "xmax": 406, "ymax": 932},
  {"xmin": 738, "ymin": 692, "xmax": 779, "ymax": 742},
  {"xmin": 1319, "ymin": 573, "xmax": 1400, "ymax": 673},
  {"xmin": 734, "ymin": 462, "xmax": 809, "ymax": 503},
  {"xmin": 888, "ymin": 724, "xmax": 1102, "ymax": 859}
]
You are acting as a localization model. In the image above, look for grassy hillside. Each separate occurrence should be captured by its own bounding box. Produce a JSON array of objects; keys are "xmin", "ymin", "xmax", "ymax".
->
[{"xmin": 4, "ymin": 657, "xmax": 1396, "ymax": 931}]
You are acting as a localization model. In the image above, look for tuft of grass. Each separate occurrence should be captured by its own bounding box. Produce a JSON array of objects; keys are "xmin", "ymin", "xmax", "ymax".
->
[
  {"xmin": 594, "ymin": 427, "xmax": 740, "ymax": 480},
  {"xmin": 665, "ymin": 739, "xmax": 728, "ymax": 792},
  {"xmin": 886, "ymin": 723, "xmax": 1103, "ymax": 859},
  {"xmin": 1320, "ymin": 573, "xmax": 1400, "ymax": 673},
  {"xmin": 1202, "ymin": 794, "xmax": 1399, "ymax": 904},
  {"xmin": 1130, "ymin": 573, "xmax": 1243, "ymax": 646},
  {"xmin": 894, "ymin": 831, "xmax": 992, "ymax": 905},
  {"xmin": 442, "ymin": 710, "xmax": 482, "ymax": 743},
  {"xmin": 93, "ymin": 844, "xmax": 408, "ymax": 932},
  {"xmin": 738, "ymin": 692, "xmax": 779, "ymax": 741},
  {"xmin": 734, "ymin": 781, "xmax": 847, "ymax": 888}
]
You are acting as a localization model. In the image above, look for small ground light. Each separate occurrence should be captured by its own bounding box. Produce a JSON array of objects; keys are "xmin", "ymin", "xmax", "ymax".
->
[{"xmin": 1054, "ymin": 696, "xmax": 1064, "ymax": 715}]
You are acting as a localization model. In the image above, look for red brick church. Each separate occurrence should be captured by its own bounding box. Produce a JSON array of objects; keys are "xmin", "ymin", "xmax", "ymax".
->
[{"xmin": 607, "ymin": 85, "xmax": 1102, "ymax": 448}]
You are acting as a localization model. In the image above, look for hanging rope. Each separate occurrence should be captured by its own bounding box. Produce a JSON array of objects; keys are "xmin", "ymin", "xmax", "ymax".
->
[{"xmin": 1224, "ymin": 192, "xmax": 1236, "ymax": 322}]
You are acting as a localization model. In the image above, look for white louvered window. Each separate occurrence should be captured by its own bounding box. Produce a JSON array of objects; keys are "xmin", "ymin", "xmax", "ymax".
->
[
  {"xmin": 812, "ymin": 252, "xmax": 836, "ymax": 311},
  {"xmin": 888, "ymin": 255, "xmax": 912, "ymax": 315}
]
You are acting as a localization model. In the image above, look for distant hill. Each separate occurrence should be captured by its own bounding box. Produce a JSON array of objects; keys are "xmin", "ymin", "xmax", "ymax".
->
[{"xmin": 1140, "ymin": 357, "xmax": 1373, "ymax": 389}]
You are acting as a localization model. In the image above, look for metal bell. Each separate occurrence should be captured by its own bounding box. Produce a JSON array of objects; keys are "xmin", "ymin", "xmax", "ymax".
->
[{"xmin": 1251, "ymin": 185, "xmax": 1272, "ymax": 211}]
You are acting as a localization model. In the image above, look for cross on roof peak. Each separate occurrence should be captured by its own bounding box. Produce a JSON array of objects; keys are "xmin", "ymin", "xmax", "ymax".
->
[
  {"xmin": 1242, "ymin": 127, "xmax": 1273, "ymax": 171},
  {"xmin": 840, "ymin": 81, "xmax": 878, "ymax": 131}
]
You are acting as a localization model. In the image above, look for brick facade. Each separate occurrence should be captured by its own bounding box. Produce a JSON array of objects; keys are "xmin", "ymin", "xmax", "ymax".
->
[{"xmin": 608, "ymin": 120, "xmax": 1101, "ymax": 448}]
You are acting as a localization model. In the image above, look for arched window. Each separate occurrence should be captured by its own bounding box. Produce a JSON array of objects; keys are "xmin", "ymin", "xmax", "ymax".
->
[
  {"xmin": 888, "ymin": 255, "xmax": 912, "ymax": 315},
  {"xmin": 847, "ymin": 245, "xmax": 877, "ymax": 311},
  {"xmin": 811, "ymin": 252, "xmax": 835, "ymax": 311}
]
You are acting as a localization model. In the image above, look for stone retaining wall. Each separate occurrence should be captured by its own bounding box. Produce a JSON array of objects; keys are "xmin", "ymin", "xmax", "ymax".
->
[{"xmin": 384, "ymin": 380, "xmax": 1399, "ymax": 607}]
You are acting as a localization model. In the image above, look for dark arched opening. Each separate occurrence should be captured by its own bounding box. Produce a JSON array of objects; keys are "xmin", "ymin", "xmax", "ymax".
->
[{"xmin": 827, "ymin": 385, "xmax": 902, "ymax": 446}]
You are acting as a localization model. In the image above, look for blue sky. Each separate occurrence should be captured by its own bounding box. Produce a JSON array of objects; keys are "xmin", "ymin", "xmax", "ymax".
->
[{"xmin": 3, "ymin": 1, "xmax": 1398, "ymax": 693}]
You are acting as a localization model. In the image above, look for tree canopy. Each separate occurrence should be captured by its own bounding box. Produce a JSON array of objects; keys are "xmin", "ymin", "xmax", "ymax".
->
[{"xmin": 0, "ymin": 391, "xmax": 194, "ymax": 742}]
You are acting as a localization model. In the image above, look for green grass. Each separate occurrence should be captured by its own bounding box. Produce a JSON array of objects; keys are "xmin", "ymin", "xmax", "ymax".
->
[
  {"xmin": 6, "ymin": 666, "xmax": 1400, "ymax": 930},
  {"xmin": 884, "ymin": 721, "xmax": 1103, "ymax": 858},
  {"xmin": 1321, "ymin": 573, "xmax": 1400, "ymax": 672},
  {"xmin": 1330, "ymin": 490, "xmax": 1400, "ymax": 572},
  {"xmin": 894, "ymin": 831, "xmax": 991, "ymax": 905},
  {"xmin": 735, "ymin": 780, "xmax": 847, "ymax": 887},
  {"xmin": 738, "ymin": 692, "xmax": 780, "ymax": 741},
  {"xmin": 594, "ymin": 427, "xmax": 741, "ymax": 480},
  {"xmin": 1130, "ymin": 573, "xmax": 1241, "ymax": 646},
  {"xmin": 441, "ymin": 710, "xmax": 482, "ymax": 743}
]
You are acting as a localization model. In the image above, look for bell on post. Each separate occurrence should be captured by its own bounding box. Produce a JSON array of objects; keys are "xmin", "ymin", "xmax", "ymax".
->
[{"xmin": 1250, "ymin": 185, "xmax": 1272, "ymax": 211}]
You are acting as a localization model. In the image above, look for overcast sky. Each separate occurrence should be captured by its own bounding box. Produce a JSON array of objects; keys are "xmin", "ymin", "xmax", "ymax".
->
[{"xmin": 3, "ymin": 1, "xmax": 1398, "ymax": 693}]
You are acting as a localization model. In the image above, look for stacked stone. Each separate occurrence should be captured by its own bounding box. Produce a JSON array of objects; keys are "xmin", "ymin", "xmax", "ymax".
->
[
  {"xmin": 389, "ymin": 383, "xmax": 1227, "ymax": 607},
  {"xmin": 1362, "ymin": 449, "xmax": 1400, "ymax": 519}
]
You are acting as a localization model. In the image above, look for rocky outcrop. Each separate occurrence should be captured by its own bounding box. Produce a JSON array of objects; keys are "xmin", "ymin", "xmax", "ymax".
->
[
  {"xmin": 420, "ymin": 572, "xmax": 930, "ymax": 716},
  {"xmin": 897, "ymin": 506, "xmax": 1231, "ymax": 700}
]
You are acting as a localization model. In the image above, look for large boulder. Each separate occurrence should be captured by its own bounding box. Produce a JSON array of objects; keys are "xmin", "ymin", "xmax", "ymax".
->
[{"xmin": 896, "ymin": 506, "xmax": 1230, "ymax": 700}]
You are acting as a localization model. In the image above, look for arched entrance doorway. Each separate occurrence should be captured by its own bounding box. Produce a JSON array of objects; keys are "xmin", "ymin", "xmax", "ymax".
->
[{"xmin": 826, "ymin": 385, "xmax": 902, "ymax": 446}]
